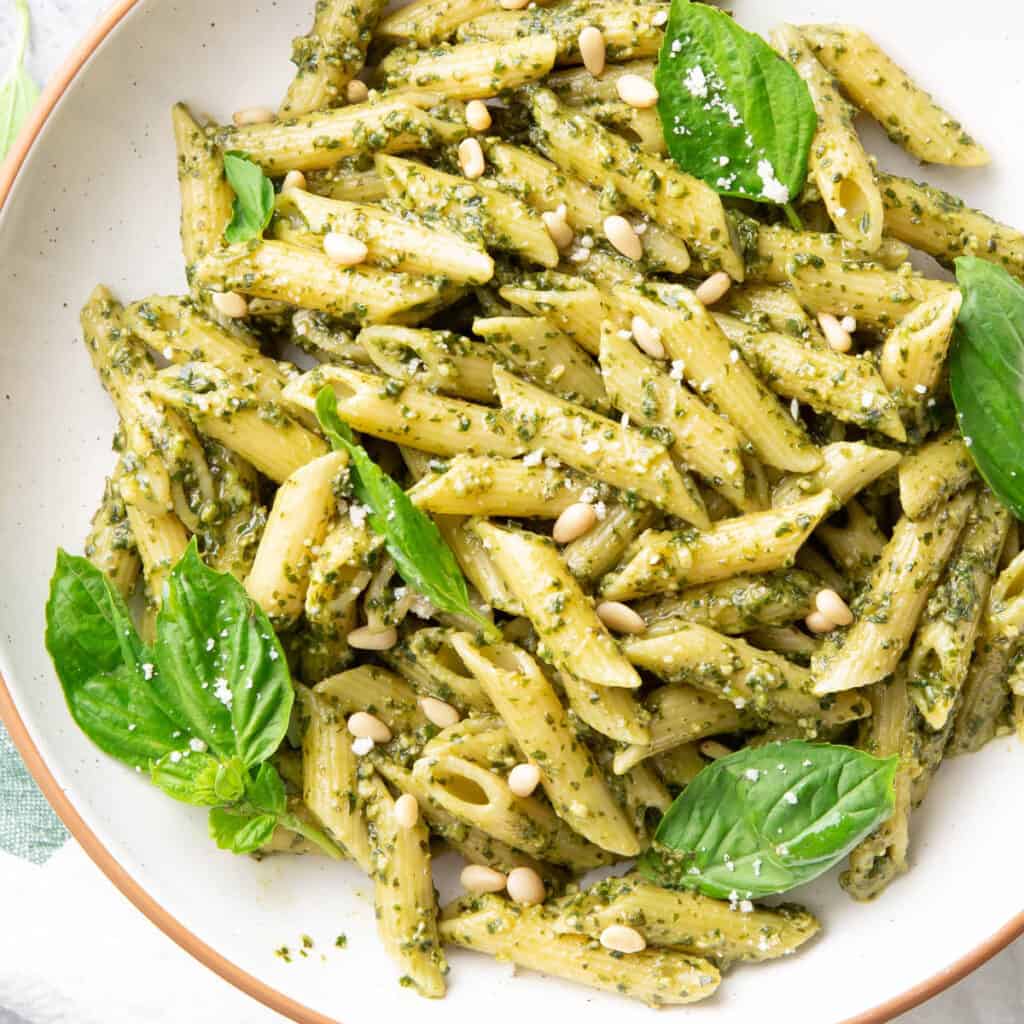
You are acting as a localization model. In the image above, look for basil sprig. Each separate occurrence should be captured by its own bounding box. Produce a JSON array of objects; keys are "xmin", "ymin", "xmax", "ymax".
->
[
  {"xmin": 315, "ymin": 387, "xmax": 500, "ymax": 641},
  {"xmin": 0, "ymin": 0, "xmax": 39, "ymax": 160},
  {"xmin": 655, "ymin": 0, "xmax": 816, "ymax": 216},
  {"xmin": 45, "ymin": 544, "xmax": 339, "ymax": 857},
  {"xmin": 223, "ymin": 151, "xmax": 274, "ymax": 244},
  {"xmin": 639, "ymin": 740, "xmax": 897, "ymax": 900},
  {"xmin": 950, "ymin": 257, "xmax": 1024, "ymax": 519}
]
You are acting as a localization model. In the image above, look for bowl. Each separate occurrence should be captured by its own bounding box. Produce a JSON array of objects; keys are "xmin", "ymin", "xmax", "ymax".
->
[{"xmin": 1, "ymin": 1, "xmax": 1022, "ymax": 1021}]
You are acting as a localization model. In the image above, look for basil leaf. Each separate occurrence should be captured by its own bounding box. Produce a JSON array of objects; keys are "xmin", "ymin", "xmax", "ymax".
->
[
  {"xmin": 950, "ymin": 257, "xmax": 1024, "ymax": 519},
  {"xmin": 208, "ymin": 807, "xmax": 278, "ymax": 854},
  {"xmin": 638, "ymin": 740, "xmax": 898, "ymax": 899},
  {"xmin": 214, "ymin": 758, "xmax": 248, "ymax": 803},
  {"xmin": 45, "ymin": 551, "xmax": 181, "ymax": 769},
  {"xmin": 0, "ymin": 0, "xmax": 39, "ymax": 160},
  {"xmin": 223, "ymin": 151, "xmax": 274, "ymax": 244},
  {"xmin": 655, "ymin": 0, "xmax": 817, "ymax": 207},
  {"xmin": 151, "ymin": 750, "xmax": 222, "ymax": 806},
  {"xmin": 315, "ymin": 387, "xmax": 500, "ymax": 640},
  {"xmin": 246, "ymin": 762, "xmax": 287, "ymax": 816},
  {"xmin": 155, "ymin": 541, "xmax": 293, "ymax": 767}
]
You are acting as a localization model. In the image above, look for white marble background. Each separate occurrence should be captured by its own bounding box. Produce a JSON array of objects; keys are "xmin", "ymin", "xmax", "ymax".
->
[{"xmin": 1, "ymin": 1, "xmax": 1022, "ymax": 1021}]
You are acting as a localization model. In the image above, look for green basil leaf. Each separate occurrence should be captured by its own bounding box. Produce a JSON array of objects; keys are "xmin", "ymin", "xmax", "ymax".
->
[
  {"xmin": 638, "ymin": 740, "xmax": 898, "ymax": 899},
  {"xmin": 151, "ymin": 750, "xmax": 222, "ymax": 806},
  {"xmin": 655, "ymin": 0, "xmax": 817, "ymax": 206},
  {"xmin": 208, "ymin": 807, "xmax": 278, "ymax": 854},
  {"xmin": 950, "ymin": 257, "xmax": 1024, "ymax": 519},
  {"xmin": 315, "ymin": 387, "xmax": 500, "ymax": 641},
  {"xmin": 154, "ymin": 541, "xmax": 294, "ymax": 767},
  {"xmin": 246, "ymin": 762, "xmax": 287, "ymax": 816},
  {"xmin": 214, "ymin": 758, "xmax": 248, "ymax": 803},
  {"xmin": 45, "ymin": 551, "xmax": 182, "ymax": 769},
  {"xmin": 223, "ymin": 151, "xmax": 274, "ymax": 244},
  {"xmin": 0, "ymin": 0, "xmax": 40, "ymax": 160}
]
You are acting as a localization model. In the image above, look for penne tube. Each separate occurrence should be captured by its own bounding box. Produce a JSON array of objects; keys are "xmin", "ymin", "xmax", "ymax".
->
[
  {"xmin": 813, "ymin": 490, "xmax": 976, "ymax": 695},
  {"xmin": 124, "ymin": 504, "xmax": 189, "ymax": 606},
  {"xmin": 801, "ymin": 25, "xmax": 989, "ymax": 167},
  {"xmin": 84, "ymin": 468, "xmax": 141, "ymax": 599},
  {"xmin": 358, "ymin": 326, "xmax": 496, "ymax": 403},
  {"xmin": 713, "ymin": 313, "xmax": 906, "ymax": 441},
  {"xmin": 500, "ymin": 275, "xmax": 623, "ymax": 355},
  {"xmin": 306, "ymin": 160, "xmax": 389, "ymax": 203},
  {"xmin": 625, "ymin": 625, "xmax": 870, "ymax": 731},
  {"xmin": 598, "ymin": 323, "xmax": 751, "ymax": 510},
  {"xmin": 484, "ymin": 141, "xmax": 690, "ymax": 275},
  {"xmin": 494, "ymin": 366, "xmax": 709, "ymax": 526},
  {"xmin": 529, "ymin": 90, "xmax": 743, "ymax": 279},
  {"xmin": 772, "ymin": 441, "xmax": 902, "ymax": 509},
  {"xmin": 552, "ymin": 873, "xmax": 820, "ymax": 964},
  {"xmin": 277, "ymin": 189, "xmax": 493, "ymax": 286},
  {"xmin": 217, "ymin": 94, "xmax": 466, "ymax": 173},
  {"xmin": 787, "ymin": 256, "xmax": 955, "ymax": 334},
  {"xmin": 279, "ymin": 0, "xmax": 387, "ymax": 117},
  {"xmin": 816, "ymin": 499, "xmax": 887, "ymax": 582},
  {"xmin": 622, "ymin": 286, "xmax": 821, "ymax": 473},
  {"xmin": 474, "ymin": 520, "xmax": 643, "ymax": 690},
  {"xmin": 563, "ymin": 503, "xmax": 659, "ymax": 585},
  {"xmin": 898, "ymin": 429, "xmax": 976, "ymax": 520},
  {"xmin": 193, "ymin": 241, "xmax": 447, "ymax": 324},
  {"xmin": 599, "ymin": 491, "xmax": 836, "ymax": 602},
  {"xmin": 376, "ymin": 0, "xmax": 497, "ymax": 46},
  {"xmin": 451, "ymin": 636, "xmax": 641, "ymax": 855},
  {"xmin": 438, "ymin": 894, "xmax": 721, "ymax": 1007},
  {"xmin": 772, "ymin": 25, "xmax": 883, "ymax": 252},
  {"xmin": 383, "ymin": 626, "xmax": 493, "ymax": 713},
  {"xmin": 474, "ymin": 316, "xmax": 608, "ymax": 412},
  {"xmin": 879, "ymin": 173, "xmax": 1024, "ymax": 281},
  {"xmin": 907, "ymin": 489, "xmax": 1010, "ymax": 730},
  {"xmin": 407, "ymin": 454, "xmax": 594, "ymax": 518},
  {"xmin": 284, "ymin": 364, "xmax": 524, "ymax": 458},
  {"xmin": 377, "ymin": 154, "xmax": 558, "ymax": 267},
  {"xmin": 244, "ymin": 451, "xmax": 347, "ymax": 625},
  {"xmin": 380, "ymin": 37, "xmax": 558, "ymax": 99},
  {"xmin": 434, "ymin": 514, "xmax": 523, "ymax": 615}
]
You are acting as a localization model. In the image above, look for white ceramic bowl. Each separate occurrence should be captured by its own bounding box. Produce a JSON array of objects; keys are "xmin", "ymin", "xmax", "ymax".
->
[{"xmin": 1, "ymin": 2, "xmax": 1022, "ymax": 1022}]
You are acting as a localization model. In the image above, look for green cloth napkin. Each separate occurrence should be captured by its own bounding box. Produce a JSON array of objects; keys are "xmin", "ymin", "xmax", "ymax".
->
[{"xmin": 0, "ymin": 722, "xmax": 66, "ymax": 864}]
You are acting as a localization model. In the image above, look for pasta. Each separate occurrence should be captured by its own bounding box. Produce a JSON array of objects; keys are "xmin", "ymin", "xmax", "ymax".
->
[{"xmin": 62, "ymin": 0, "xmax": 1024, "ymax": 1006}]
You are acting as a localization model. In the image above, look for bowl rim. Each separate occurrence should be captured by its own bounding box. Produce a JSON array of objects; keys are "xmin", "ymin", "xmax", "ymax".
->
[{"xmin": 1, "ymin": 4, "xmax": 1022, "ymax": 1022}]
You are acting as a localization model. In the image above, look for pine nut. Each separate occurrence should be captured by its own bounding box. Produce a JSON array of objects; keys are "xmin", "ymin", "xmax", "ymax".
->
[
  {"xmin": 419, "ymin": 696, "xmax": 461, "ymax": 728},
  {"xmin": 351, "ymin": 736, "xmax": 375, "ymax": 756},
  {"xmin": 631, "ymin": 315, "xmax": 665, "ymax": 359},
  {"xmin": 596, "ymin": 601, "xmax": 646, "ymax": 634},
  {"xmin": 506, "ymin": 866, "xmax": 545, "ymax": 905},
  {"xmin": 695, "ymin": 271, "xmax": 732, "ymax": 306},
  {"xmin": 282, "ymin": 170, "xmax": 307, "ymax": 192},
  {"xmin": 461, "ymin": 864, "xmax": 508, "ymax": 894},
  {"xmin": 508, "ymin": 762, "xmax": 542, "ymax": 798},
  {"xmin": 324, "ymin": 232, "xmax": 369, "ymax": 267},
  {"xmin": 211, "ymin": 291, "xmax": 249, "ymax": 318},
  {"xmin": 347, "ymin": 625, "xmax": 398, "ymax": 650},
  {"xmin": 500, "ymin": 0, "xmax": 530, "ymax": 8},
  {"xmin": 542, "ymin": 209, "xmax": 574, "ymax": 250},
  {"xmin": 818, "ymin": 313, "xmax": 852, "ymax": 353},
  {"xmin": 699, "ymin": 739, "xmax": 733, "ymax": 760},
  {"xmin": 840, "ymin": 315, "xmax": 857, "ymax": 334},
  {"xmin": 466, "ymin": 100, "xmax": 493, "ymax": 132},
  {"xmin": 394, "ymin": 793, "xmax": 419, "ymax": 829},
  {"xmin": 552, "ymin": 502, "xmax": 597, "ymax": 543},
  {"xmin": 815, "ymin": 588, "xmax": 854, "ymax": 627},
  {"xmin": 616, "ymin": 74, "xmax": 659, "ymax": 109},
  {"xmin": 578, "ymin": 27, "xmax": 606, "ymax": 77},
  {"xmin": 652, "ymin": 9, "xmax": 668, "ymax": 26},
  {"xmin": 805, "ymin": 611, "xmax": 835, "ymax": 634},
  {"xmin": 346, "ymin": 79, "xmax": 369, "ymax": 104},
  {"xmin": 599, "ymin": 924, "xmax": 647, "ymax": 954},
  {"xmin": 458, "ymin": 137, "xmax": 486, "ymax": 179},
  {"xmin": 604, "ymin": 215, "xmax": 643, "ymax": 261},
  {"xmin": 232, "ymin": 106, "xmax": 275, "ymax": 126},
  {"xmin": 347, "ymin": 711, "xmax": 393, "ymax": 743}
]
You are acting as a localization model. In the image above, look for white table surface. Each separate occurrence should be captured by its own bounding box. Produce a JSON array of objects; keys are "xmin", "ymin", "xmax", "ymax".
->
[{"xmin": 1, "ymin": 2, "xmax": 1021, "ymax": 1022}]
